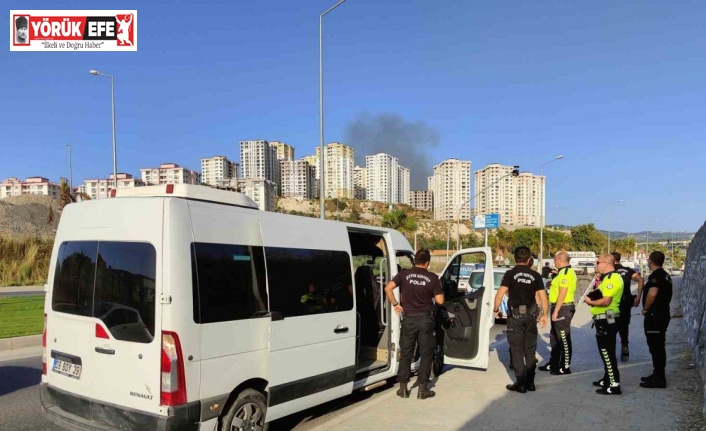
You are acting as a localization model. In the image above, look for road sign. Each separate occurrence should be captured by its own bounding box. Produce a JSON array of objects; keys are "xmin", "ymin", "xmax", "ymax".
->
[{"xmin": 473, "ymin": 213, "xmax": 500, "ymax": 229}]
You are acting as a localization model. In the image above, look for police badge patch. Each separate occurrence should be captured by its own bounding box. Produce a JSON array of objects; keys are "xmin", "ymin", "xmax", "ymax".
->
[{"xmin": 607, "ymin": 284, "xmax": 613, "ymax": 289}]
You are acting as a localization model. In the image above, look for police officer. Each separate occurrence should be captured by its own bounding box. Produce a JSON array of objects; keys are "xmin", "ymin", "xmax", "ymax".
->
[
  {"xmin": 384, "ymin": 249, "xmax": 444, "ymax": 400},
  {"xmin": 538, "ymin": 251, "xmax": 577, "ymax": 375},
  {"xmin": 585, "ymin": 253, "xmax": 624, "ymax": 395},
  {"xmin": 611, "ymin": 252, "xmax": 644, "ymax": 362},
  {"xmin": 640, "ymin": 251, "xmax": 673, "ymax": 389},
  {"xmin": 495, "ymin": 246, "xmax": 548, "ymax": 393}
]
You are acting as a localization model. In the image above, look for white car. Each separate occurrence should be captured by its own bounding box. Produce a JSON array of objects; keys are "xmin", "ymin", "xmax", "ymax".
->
[{"xmin": 467, "ymin": 268, "xmax": 510, "ymax": 320}]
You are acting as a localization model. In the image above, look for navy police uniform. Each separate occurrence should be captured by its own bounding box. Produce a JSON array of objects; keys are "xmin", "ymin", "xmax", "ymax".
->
[
  {"xmin": 641, "ymin": 268, "xmax": 672, "ymax": 387},
  {"xmin": 501, "ymin": 265, "xmax": 544, "ymax": 391}
]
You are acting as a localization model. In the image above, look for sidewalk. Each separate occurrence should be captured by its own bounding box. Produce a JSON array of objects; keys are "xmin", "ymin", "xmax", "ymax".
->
[
  {"xmin": 314, "ymin": 278, "xmax": 704, "ymax": 431},
  {"xmin": 0, "ymin": 285, "xmax": 45, "ymax": 295}
]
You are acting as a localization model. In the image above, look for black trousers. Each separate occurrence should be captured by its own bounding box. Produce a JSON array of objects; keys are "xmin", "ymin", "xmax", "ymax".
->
[
  {"xmin": 617, "ymin": 298, "xmax": 634, "ymax": 346},
  {"xmin": 507, "ymin": 315, "xmax": 538, "ymax": 379},
  {"xmin": 644, "ymin": 314, "xmax": 670, "ymax": 377},
  {"xmin": 548, "ymin": 305, "xmax": 575, "ymax": 370},
  {"xmin": 398, "ymin": 313, "xmax": 435, "ymax": 385},
  {"xmin": 595, "ymin": 318, "xmax": 620, "ymax": 386}
]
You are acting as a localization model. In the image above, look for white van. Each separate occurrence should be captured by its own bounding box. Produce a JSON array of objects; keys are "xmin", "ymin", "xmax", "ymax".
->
[{"xmin": 40, "ymin": 185, "xmax": 495, "ymax": 431}]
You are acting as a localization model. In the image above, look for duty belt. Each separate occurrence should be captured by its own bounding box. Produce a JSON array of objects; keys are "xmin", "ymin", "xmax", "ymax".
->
[
  {"xmin": 592, "ymin": 313, "xmax": 620, "ymax": 320},
  {"xmin": 550, "ymin": 303, "xmax": 574, "ymax": 307}
]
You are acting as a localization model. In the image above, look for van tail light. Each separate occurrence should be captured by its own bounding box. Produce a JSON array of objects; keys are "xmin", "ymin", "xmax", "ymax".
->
[
  {"xmin": 42, "ymin": 313, "xmax": 47, "ymax": 375},
  {"xmin": 95, "ymin": 324, "xmax": 110, "ymax": 339},
  {"xmin": 160, "ymin": 331, "xmax": 186, "ymax": 406}
]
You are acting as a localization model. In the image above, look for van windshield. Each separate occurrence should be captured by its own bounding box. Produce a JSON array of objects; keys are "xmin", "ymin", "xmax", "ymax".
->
[{"xmin": 52, "ymin": 241, "xmax": 156, "ymax": 343}]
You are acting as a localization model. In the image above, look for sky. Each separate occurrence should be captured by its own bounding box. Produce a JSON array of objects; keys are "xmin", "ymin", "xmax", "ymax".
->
[{"xmin": 2, "ymin": 0, "xmax": 705, "ymax": 233}]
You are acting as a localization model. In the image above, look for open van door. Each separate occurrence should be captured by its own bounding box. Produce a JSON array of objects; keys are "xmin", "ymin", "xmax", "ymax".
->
[{"xmin": 437, "ymin": 247, "xmax": 494, "ymax": 369}]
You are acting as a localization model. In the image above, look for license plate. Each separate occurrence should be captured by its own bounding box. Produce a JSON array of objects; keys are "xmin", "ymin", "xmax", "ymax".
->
[{"xmin": 52, "ymin": 358, "xmax": 82, "ymax": 379}]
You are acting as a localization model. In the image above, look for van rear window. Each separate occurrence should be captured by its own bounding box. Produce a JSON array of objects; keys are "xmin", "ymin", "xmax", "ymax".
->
[{"xmin": 52, "ymin": 241, "xmax": 156, "ymax": 343}]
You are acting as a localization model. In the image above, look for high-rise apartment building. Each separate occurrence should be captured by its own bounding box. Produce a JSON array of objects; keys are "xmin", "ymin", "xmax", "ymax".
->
[
  {"xmin": 200, "ymin": 156, "xmax": 238, "ymax": 186},
  {"xmin": 474, "ymin": 163, "xmax": 544, "ymax": 227},
  {"xmin": 140, "ymin": 163, "xmax": 200, "ymax": 185},
  {"xmin": 410, "ymin": 190, "xmax": 433, "ymax": 212},
  {"xmin": 364, "ymin": 153, "xmax": 410, "ymax": 204},
  {"xmin": 398, "ymin": 166, "xmax": 410, "ymax": 205},
  {"xmin": 300, "ymin": 154, "xmax": 320, "ymax": 198},
  {"xmin": 0, "ymin": 176, "xmax": 60, "ymax": 199},
  {"xmin": 270, "ymin": 141, "xmax": 294, "ymax": 162},
  {"xmin": 429, "ymin": 159, "xmax": 471, "ymax": 221},
  {"xmin": 365, "ymin": 153, "xmax": 398, "ymax": 204},
  {"xmin": 353, "ymin": 166, "xmax": 367, "ymax": 200},
  {"xmin": 82, "ymin": 173, "xmax": 145, "ymax": 199},
  {"xmin": 280, "ymin": 159, "xmax": 316, "ymax": 199},
  {"xmin": 240, "ymin": 140, "xmax": 281, "ymax": 196},
  {"xmin": 315, "ymin": 142, "xmax": 354, "ymax": 199}
]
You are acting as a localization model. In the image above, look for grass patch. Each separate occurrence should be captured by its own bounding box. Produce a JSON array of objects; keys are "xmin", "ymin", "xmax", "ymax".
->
[
  {"xmin": 0, "ymin": 236, "xmax": 53, "ymax": 286},
  {"xmin": 0, "ymin": 295, "xmax": 45, "ymax": 339}
]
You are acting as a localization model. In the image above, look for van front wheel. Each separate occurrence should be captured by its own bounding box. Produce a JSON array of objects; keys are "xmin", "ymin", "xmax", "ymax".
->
[{"xmin": 221, "ymin": 389, "xmax": 268, "ymax": 431}]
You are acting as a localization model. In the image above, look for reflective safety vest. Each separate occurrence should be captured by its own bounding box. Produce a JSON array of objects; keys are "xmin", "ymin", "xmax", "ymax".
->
[
  {"xmin": 549, "ymin": 266, "xmax": 577, "ymax": 304},
  {"xmin": 590, "ymin": 272, "xmax": 624, "ymax": 315}
]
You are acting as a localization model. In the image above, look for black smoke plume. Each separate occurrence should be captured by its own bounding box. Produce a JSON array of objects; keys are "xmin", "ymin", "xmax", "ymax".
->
[{"xmin": 345, "ymin": 113, "xmax": 440, "ymax": 190}]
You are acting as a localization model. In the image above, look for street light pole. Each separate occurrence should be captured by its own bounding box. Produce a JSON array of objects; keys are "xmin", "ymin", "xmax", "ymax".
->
[
  {"xmin": 607, "ymin": 199, "xmax": 624, "ymax": 253},
  {"xmin": 64, "ymin": 144, "xmax": 73, "ymax": 190},
  {"xmin": 456, "ymin": 167, "xmax": 520, "ymax": 250},
  {"xmin": 539, "ymin": 155, "xmax": 563, "ymax": 267},
  {"xmin": 319, "ymin": 0, "xmax": 346, "ymax": 220},
  {"xmin": 89, "ymin": 70, "xmax": 117, "ymax": 189}
]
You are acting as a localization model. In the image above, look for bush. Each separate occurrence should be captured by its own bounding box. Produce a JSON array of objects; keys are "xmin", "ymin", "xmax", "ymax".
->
[{"xmin": 0, "ymin": 236, "xmax": 53, "ymax": 286}]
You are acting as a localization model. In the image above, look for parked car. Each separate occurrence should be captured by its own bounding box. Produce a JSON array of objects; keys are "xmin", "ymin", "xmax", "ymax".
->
[
  {"xmin": 466, "ymin": 268, "xmax": 510, "ymax": 320},
  {"xmin": 670, "ymin": 268, "xmax": 683, "ymax": 277}
]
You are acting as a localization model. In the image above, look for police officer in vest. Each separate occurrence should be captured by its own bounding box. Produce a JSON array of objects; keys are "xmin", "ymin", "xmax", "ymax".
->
[
  {"xmin": 495, "ymin": 246, "xmax": 548, "ymax": 393},
  {"xmin": 538, "ymin": 251, "xmax": 577, "ymax": 375},
  {"xmin": 611, "ymin": 252, "xmax": 644, "ymax": 362},
  {"xmin": 640, "ymin": 251, "xmax": 673, "ymax": 388},
  {"xmin": 585, "ymin": 253, "xmax": 624, "ymax": 395}
]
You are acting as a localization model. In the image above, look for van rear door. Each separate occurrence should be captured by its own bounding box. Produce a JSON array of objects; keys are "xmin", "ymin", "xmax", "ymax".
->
[
  {"xmin": 45, "ymin": 199, "xmax": 163, "ymax": 414},
  {"xmin": 437, "ymin": 247, "xmax": 494, "ymax": 369}
]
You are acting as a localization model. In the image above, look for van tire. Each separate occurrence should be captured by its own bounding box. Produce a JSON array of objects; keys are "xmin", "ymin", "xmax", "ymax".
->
[{"xmin": 220, "ymin": 389, "xmax": 268, "ymax": 431}]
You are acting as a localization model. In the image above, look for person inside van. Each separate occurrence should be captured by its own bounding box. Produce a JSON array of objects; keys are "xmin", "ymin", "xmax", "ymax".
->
[{"xmin": 301, "ymin": 283, "xmax": 326, "ymax": 314}]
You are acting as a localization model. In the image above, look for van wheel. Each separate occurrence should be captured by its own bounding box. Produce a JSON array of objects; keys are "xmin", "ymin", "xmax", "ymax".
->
[{"xmin": 221, "ymin": 389, "xmax": 268, "ymax": 431}]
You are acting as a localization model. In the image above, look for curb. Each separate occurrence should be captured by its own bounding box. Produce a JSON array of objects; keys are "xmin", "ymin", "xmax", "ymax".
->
[{"xmin": 0, "ymin": 334, "xmax": 42, "ymax": 351}]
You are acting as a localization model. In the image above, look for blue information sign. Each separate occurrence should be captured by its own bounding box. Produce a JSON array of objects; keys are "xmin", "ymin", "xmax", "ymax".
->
[{"xmin": 473, "ymin": 213, "xmax": 500, "ymax": 229}]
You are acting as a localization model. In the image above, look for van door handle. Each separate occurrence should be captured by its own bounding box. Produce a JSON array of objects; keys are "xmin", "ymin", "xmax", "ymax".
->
[
  {"xmin": 334, "ymin": 326, "xmax": 349, "ymax": 334},
  {"xmin": 95, "ymin": 347, "xmax": 115, "ymax": 355}
]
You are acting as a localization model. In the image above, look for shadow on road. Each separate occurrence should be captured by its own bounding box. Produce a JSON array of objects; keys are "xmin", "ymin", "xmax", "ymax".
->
[{"xmin": 0, "ymin": 365, "xmax": 41, "ymax": 396}]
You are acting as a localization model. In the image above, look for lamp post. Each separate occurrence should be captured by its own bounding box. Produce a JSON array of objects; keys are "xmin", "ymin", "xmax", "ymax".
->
[
  {"xmin": 64, "ymin": 144, "xmax": 73, "ymax": 190},
  {"xmin": 89, "ymin": 70, "xmax": 117, "ymax": 189},
  {"xmin": 539, "ymin": 155, "xmax": 563, "ymax": 267},
  {"xmin": 456, "ymin": 166, "xmax": 520, "ymax": 250},
  {"xmin": 607, "ymin": 199, "xmax": 624, "ymax": 253},
  {"xmin": 319, "ymin": 0, "xmax": 346, "ymax": 219}
]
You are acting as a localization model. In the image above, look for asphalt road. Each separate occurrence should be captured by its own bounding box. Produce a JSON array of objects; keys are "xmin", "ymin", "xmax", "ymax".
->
[{"xmin": 0, "ymin": 323, "xmax": 506, "ymax": 431}]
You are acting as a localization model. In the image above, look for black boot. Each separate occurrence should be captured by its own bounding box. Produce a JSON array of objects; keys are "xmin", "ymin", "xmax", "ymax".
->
[
  {"xmin": 620, "ymin": 345, "xmax": 629, "ymax": 362},
  {"xmin": 506, "ymin": 377, "xmax": 527, "ymax": 393},
  {"xmin": 526, "ymin": 371, "xmax": 536, "ymax": 392},
  {"xmin": 538, "ymin": 363, "xmax": 553, "ymax": 372},
  {"xmin": 417, "ymin": 389, "xmax": 436, "ymax": 399},
  {"xmin": 396, "ymin": 383, "xmax": 410, "ymax": 398},
  {"xmin": 641, "ymin": 373, "xmax": 656, "ymax": 382},
  {"xmin": 640, "ymin": 374, "xmax": 666, "ymax": 389}
]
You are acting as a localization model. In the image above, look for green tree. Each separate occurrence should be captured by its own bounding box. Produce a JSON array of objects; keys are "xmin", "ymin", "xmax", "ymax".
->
[
  {"xmin": 347, "ymin": 208, "xmax": 361, "ymax": 223},
  {"xmin": 611, "ymin": 237, "xmax": 636, "ymax": 258},
  {"xmin": 381, "ymin": 209, "xmax": 418, "ymax": 234},
  {"xmin": 570, "ymin": 224, "xmax": 607, "ymax": 253},
  {"xmin": 512, "ymin": 228, "xmax": 540, "ymax": 256},
  {"xmin": 493, "ymin": 228, "xmax": 514, "ymax": 257}
]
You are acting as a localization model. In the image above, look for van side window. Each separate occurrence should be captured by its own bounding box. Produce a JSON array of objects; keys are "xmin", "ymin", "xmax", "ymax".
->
[
  {"xmin": 191, "ymin": 243, "xmax": 268, "ymax": 324},
  {"xmin": 266, "ymin": 247, "xmax": 352, "ymax": 318},
  {"xmin": 52, "ymin": 241, "xmax": 98, "ymax": 317}
]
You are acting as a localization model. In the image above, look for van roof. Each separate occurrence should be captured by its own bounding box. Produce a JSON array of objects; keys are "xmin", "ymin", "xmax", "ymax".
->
[{"xmin": 111, "ymin": 184, "xmax": 259, "ymax": 209}]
